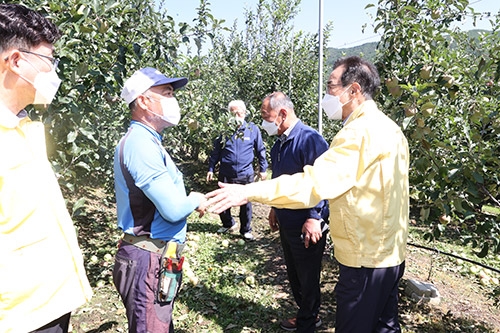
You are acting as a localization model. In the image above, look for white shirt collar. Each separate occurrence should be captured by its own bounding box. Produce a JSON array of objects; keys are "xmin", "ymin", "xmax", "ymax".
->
[{"xmin": 282, "ymin": 118, "xmax": 299, "ymax": 138}]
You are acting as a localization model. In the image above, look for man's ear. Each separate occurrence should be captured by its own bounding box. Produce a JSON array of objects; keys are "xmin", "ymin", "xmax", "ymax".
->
[
  {"xmin": 135, "ymin": 94, "xmax": 149, "ymax": 110},
  {"xmin": 279, "ymin": 108, "xmax": 288, "ymax": 120},
  {"xmin": 4, "ymin": 50, "xmax": 23, "ymax": 75},
  {"xmin": 351, "ymin": 82, "xmax": 362, "ymax": 95}
]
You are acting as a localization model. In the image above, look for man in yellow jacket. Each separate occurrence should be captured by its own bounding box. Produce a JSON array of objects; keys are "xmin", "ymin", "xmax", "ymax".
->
[
  {"xmin": 207, "ymin": 56, "xmax": 409, "ymax": 332},
  {"xmin": 0, "ymin": 4, "xmax": 92, "ymax": 332}
]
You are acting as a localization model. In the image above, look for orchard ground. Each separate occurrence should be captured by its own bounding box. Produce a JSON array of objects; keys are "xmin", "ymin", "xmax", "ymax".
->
[{"xmin": 70, "ymin": 189, "xmax": 500, "ymax": 332}]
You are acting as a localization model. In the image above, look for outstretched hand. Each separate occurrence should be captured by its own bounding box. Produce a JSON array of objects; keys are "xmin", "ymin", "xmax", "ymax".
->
[
  {"xmin": 191, "ymin": 192, "xmax": 208, "ymax": 217},
  {"xmin": 205, "ymin": 182, "xmax": 248, "ymax": 214}
]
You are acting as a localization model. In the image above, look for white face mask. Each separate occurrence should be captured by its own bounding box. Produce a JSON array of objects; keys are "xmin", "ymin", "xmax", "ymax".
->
[
  {"xmin": 262, "ymin": 111, "xmax": 285, "ymax": 136},
  {"xmin": 159, "ymin": 97, "xmax": 181, "ymax": 126},
  {"xmin": 321, "ymin": 85, "xmax": 352, "ymax": 120},
  {"xmin": 146, "ymin": 96, "xmax": 181, "ymax": 127},
  {"xmin": 261, "ymin": 118, "xmax": 279, "ymax": 136},
  {"xmin": 17, "ymin": 58, "xmax": 62, "ymax": 105},
  {"xmin": 32, "ymin": 70, "xmax": 62, "ymax": 105}
]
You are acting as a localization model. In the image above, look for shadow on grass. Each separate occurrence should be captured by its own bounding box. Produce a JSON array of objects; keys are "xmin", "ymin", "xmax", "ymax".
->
[
  {"xmin": 73, "ymin": 197, "xmax": 499, "ymax": 332},
  {"xmin": 184, "ymin": 219, "xmax": 498, "ymax": 332},
  {"xmin": 85, "ymin": 321, "xmax": 118, "ymax": 333}
]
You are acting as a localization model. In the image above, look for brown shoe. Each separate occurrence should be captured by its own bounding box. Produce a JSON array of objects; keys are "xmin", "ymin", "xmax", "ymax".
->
[{"xmin": 279, "ymin": 316, "xmax": 322, "ymax": 331}]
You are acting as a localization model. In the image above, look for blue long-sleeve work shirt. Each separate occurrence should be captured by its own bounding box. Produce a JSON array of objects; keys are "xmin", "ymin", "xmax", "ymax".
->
[
  {"xmin": 208, "ymin": 121, "xmax": 268, "ymax": 179},
  {"xmin": 271, "ymin": 120, "xmax": 329, "ymax": 229},
  {"xmin": 114, "ymin": 121, "xmax": 200, "ymax": 242}
]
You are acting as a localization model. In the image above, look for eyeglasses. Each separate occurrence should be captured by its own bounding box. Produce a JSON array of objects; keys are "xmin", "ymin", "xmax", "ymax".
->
[{"xmin": 19, "ymin": 49, "xmax": 59, "ymax": 69}]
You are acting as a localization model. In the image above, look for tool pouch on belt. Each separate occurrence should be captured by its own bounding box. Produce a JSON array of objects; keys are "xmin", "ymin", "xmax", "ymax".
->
[{"xmin": 156, "ymin": 242, "xmax": 184, "ymax": 303}]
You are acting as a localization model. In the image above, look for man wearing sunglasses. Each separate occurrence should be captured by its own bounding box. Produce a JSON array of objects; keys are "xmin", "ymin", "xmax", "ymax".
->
[{"xmin": 0, "ymin": 4, "xmax": 92, "ymax": 333}]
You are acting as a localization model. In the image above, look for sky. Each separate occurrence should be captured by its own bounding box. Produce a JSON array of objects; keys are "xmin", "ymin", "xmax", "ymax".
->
[{"xmin": 166, "ymin": 0, "xmax": 499, "ymax": 49}]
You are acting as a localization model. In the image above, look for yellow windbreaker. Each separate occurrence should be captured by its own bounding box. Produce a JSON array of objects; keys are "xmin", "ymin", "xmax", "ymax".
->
[
  {"xmin": 246, "ymin": 100, "xmax": 409, "ymax": 268},
  {"xmin": 0, "ymin": 106, "xmax": 92, "ymax": 333}
]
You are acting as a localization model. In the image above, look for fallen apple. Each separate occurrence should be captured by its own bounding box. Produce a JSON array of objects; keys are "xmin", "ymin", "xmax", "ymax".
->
[
  {"xmin": 221, "ymin": 239, "xmax": 229, "ymax": 248},
  {"xmin": 237, "ymin": 239, "xmax": 245, "ymax": 246},
  {"xmin": 189, "ymin": 276, "xmax": 199, "ymax": 286},
  {"xmin": 245, "ymin": 276, "xmax": 255, "ymax": 285},
  {"xmin": 480, "ymin": 277, "xmax": 490, "ymax": 286}
]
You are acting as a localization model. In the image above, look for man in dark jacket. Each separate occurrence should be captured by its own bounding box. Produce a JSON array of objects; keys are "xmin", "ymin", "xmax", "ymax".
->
[
  {"xmin": 207, "ymin": 100, "xmax": 268, "ymax": 241},
  {"xmin": 260, "ymin": 92, "xmax": 329, "ymax": 332}
]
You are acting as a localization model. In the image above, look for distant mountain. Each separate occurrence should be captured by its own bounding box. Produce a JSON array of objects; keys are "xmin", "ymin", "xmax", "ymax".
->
[
  {"xmin": 324, "ymin": 29, "xmax": 492, "ymax": 68},
  {"xmin": 325, "ymin": 42, "xmax": 378, "ymax": 67}
]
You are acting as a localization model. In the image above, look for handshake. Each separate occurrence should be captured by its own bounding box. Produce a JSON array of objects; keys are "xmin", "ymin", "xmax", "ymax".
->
[{"xmin": 190, "ymin": 182, "xmax": 249, "ymax": 217}]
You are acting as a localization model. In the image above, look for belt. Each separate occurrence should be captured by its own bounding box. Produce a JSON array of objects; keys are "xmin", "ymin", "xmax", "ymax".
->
[{"xmin": 121, "ymin": 233, "xmax": 167, "ymax": 254}]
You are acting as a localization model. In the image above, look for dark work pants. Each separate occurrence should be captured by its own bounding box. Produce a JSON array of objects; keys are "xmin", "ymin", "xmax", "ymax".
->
[
  {"xmin": 335, "ymin": 261, "xmax": 405, "ymax": 333},
  {"xmin": 113, "ymin": 243, "xmax": 179, "ymax": 333},
  {"xmin": 218, "ymin": 174, "xmax": 253, "ymax": 234},
  {"xmin": 30, "ymin": 313, "xmax": 70, "ymax": 333},
  {"xmin": 280, "ymin": 225, "xmax": 328, "ymax": 333}
]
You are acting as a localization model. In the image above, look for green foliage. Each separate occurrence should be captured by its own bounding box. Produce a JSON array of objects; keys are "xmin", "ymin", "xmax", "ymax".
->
[
  {"xmin": 373, "ymin": 0, "xmax": 500, "ymax": 254},
  {"xmin": 16, "ymin": 0, "xmax": 500, "ymax": 257},
  {"xmin": 17, "ymin": 0, "xmax": 184, "ymax": 194},
  {"xmin": 176, "ymin": 0, "xmax": 334, "ymax": 160}
]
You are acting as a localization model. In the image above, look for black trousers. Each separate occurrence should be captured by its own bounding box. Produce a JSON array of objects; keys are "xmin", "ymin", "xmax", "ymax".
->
[
  {"xmin": 279, "ymin": 225, "xmax": 328, "ymax": 333},
  {"xmin": 335, "ymin": 261, "xmax": 405, "ymax": 332},
  {"xmin": 218, "ymin": 174, "xmax": 253, "ymax": 234},
  {"xmin": 30, "ymin": 312, "xmax": 71, "ymax": 333}
]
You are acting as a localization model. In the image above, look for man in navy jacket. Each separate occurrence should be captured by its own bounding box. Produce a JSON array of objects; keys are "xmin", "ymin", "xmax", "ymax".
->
[
  {"xmin": 260, "ymin": 92, "xmax": 329, "ymax": 332},
  {"xmin": 207, "ymin": 100, "xmax": 268, "ymax": 240}
]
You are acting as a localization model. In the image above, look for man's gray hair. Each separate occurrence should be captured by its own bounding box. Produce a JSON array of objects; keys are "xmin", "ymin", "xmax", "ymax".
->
[
  {"xmin": 227, "ymin": 100, "xmax": 247, "ymax": 113},
  {"xmin": 268, "ymin": 92, "xmax": 294, "ymax": 111}
]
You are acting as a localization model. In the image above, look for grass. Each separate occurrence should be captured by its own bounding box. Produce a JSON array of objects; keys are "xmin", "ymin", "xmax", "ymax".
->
[{"xmin": 70, "ymin": 189, "xmax": 500, "ymax": 332}]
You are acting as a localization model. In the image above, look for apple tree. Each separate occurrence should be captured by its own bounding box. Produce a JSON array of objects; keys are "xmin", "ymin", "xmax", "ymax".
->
[
  {"xmin": 372, "ymin": 0, "xmax": 500, "ymax": 255},
  {"xmin": 14, "ymin": 0, "xmax": 222, "ymax": 202}
]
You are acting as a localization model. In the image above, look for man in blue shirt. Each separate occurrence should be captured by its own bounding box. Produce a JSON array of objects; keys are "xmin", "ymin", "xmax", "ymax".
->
[
  {"xmin": 260, "ymin": 92, "xmax": 329, "ymax": 332},
  {"xmin": 207, "ymin": 100, "xmax": 268, "ymax": 241},
  {"xmin": 113, "ymin": 67, "xmax": 207, "ymax": 332}
]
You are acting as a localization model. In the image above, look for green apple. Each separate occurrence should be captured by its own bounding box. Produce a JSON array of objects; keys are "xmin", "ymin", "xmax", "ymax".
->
[
  {"xmin": 431, "ymin": 10, "xmax": 441, "ymax": 20},
  {"xmin": 188, "ymin": 119, "xmax": 199, "ymax": 131},
  {"xmin": 389, "ymin": 86, "xmax": 402, "ymax": 98},
  {"xmin": 421, "ymin": 102, "xmax": 435, "ymax": 116},
  {"xmin": 439, "ymin": 214, "xmax": 451, "ymax": 224},
  {"xmin": 419, "ymin": 66, "xmax": 431, "ymax": 79},
  {"xmin": 404, "ymin": 106, "xmax": 417, "ymax": 117},
  {"xmin": 385, "ymin": 77, "xmax": 399, "ymax": 88},
  {"xmin": 442, "ymin": 74, "xmax": 454, "ymax": 88}
]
